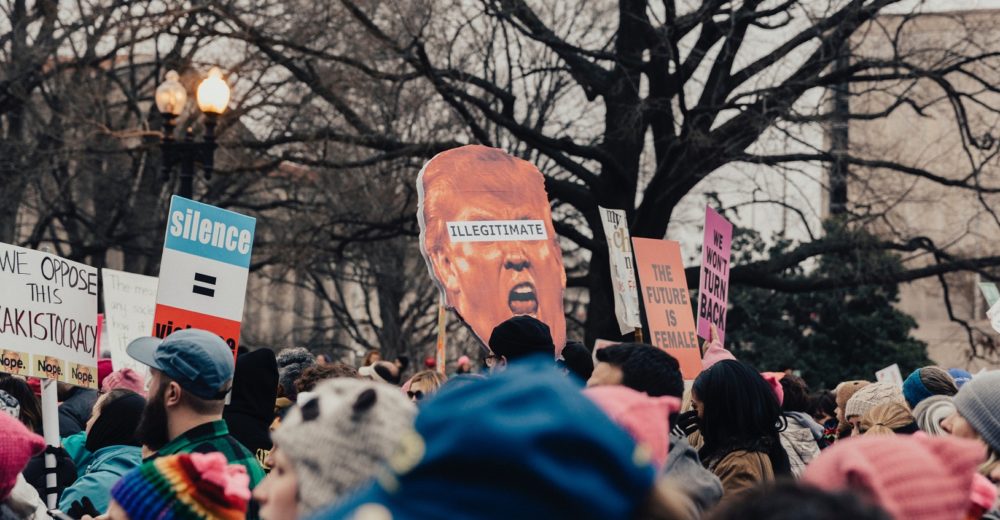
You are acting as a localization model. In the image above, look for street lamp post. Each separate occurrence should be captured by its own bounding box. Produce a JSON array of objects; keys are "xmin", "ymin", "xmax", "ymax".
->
[{"xmin": 155, "ymin": 67, "xmax": 231, "ymax": 200}]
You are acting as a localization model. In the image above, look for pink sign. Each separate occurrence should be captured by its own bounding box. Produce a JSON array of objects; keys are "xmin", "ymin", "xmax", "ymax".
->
[{"xmin": 696, "ymin": 206, "xmax": 733, "ymax": 343}]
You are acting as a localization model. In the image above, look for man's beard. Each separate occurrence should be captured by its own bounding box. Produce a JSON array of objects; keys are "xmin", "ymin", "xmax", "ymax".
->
[{"xmin": 136, "ymin": 382, "xmax": 170, "ymax": 451}]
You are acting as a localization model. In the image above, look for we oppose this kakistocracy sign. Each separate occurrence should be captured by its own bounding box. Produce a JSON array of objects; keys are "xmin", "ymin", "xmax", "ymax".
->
[
  {"xmin": 417, "ymin": 145, "xmax": 568, "ymax": 354},
  {"xmin": 696, "ymin": 206, "xmax": 733, "ymax": 343},
  {"xmin": 600, "ymin": 206, "xmax": 641, "ymax": 335},
  {"xmin": 0, "ymin": 243, "xmax": 98, "ymax": 388},
  {"xmin": 152, "ymin": 196, "xmax": 255, "ymax": 355}
]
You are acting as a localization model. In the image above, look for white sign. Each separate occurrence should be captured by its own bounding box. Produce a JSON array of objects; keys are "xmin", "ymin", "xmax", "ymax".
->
[
  {"xmin": 0, "ymin": 243, "xmax": 98, "ymax": 388},
  {"xmin": 599, "ymin": 206, "xmax": 641, "ymax": 334},
  {"xmin": 988, "ymin": 299, "xmax": 1000, "ymax": 333},
  {"xmin": 447, "ymin": 220, "xmax": 548, "ymax": 242},
  {"xmin": 876, "ymin": 363, "xmax": 904, "ymax": 387},
  {"xmin": 101, "ymin": 268, "xmax": 157, "ymax": 377}
]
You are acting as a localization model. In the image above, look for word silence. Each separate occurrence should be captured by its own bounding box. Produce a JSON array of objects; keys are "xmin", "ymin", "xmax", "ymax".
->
[{"xmin": 632, "ymin": 238, "xmax": 700, "ymax": 380}]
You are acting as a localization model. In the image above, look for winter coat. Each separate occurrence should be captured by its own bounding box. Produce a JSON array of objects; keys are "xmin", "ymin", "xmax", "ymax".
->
[
  {"xmin": 57, "ymin": 444, "xmax": 141, "ymax": 514},
  {"xmin": 61, "ymin": 431, "xmax": 93, "ymax": 478},
  {"xmin": 224, "ymin": 349, "xmax": 278, "ymax": 472},
  {"xmin": 662, "ymin": 434, "xmax": 723, "ymax": 517},
  {"xmin": 57, "ymin": 387, "xmax": 98, "ymax": 437},
  {"xmin": 779, "ymin": 412, "xmax": 823, "ymax": 477},
  {"xmin": 0, "ymin": 474, "xmax": 50, "ymax": 520},
  {"xmin": 21, "ymin": 447, "xmax": 76, "ymax": 503},
  {"xmin": 706, "ymin": 449, "xmax": 775, "ymax": 499}
]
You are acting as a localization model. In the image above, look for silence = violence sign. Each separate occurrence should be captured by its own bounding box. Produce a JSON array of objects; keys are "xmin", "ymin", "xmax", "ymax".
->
[
  {"xmin": 152, "ymin": 196, "xmax": 256, "ymax": 353},
  {"xmin": 632, "ymin": 238, "xmax": 701, "ymax": 380}
]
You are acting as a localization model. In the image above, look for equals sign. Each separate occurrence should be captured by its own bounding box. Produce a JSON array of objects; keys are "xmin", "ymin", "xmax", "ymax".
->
[{"xmin": 193, "ymin": 273, "xmax": 216, "ymax": 297}]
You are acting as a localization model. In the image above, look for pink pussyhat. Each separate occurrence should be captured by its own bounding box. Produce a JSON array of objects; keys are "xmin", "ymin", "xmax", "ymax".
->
[
  {"xmin": 102, "ymin": 368, "xmax": 147, "ymax": 396},
  {"xmin": 701, "ymin": 341, "xmax": 736, "ymax": 371},
  {"xmin": 803, "ymin": 433, "xmax": 984, "ymax": 520},
  {"xmin": 760, "ymin": 372, "xmax": 785, "ymax": 407},
  {"xmin": 0, "ymin": 410, "xmax": 45, "ymax": 500},
  {"xmin": 583, "ymin": 385, "xmax": 681, "ymax": 470}
]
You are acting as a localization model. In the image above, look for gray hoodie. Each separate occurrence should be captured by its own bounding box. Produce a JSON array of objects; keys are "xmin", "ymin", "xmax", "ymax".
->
[{"xmin": 662, "ymin": 434, "xmax": 724, "ymax": 516}]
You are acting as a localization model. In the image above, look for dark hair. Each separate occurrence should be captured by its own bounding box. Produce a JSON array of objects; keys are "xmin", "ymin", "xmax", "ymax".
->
[
  {"xmin": 396, "ymin": 356, "xmax": 411, "ymax": 372},
  {"xmin": 595, "ymin": 343, "xmax": 683, "ymax": 398},
  {"xmin": 0, "ymin": 376, "xmax": 42, "ymax": 434},
  {"xmin": 373, "ymin": 361, "xmax": 401, "ymax": 385},
  {"xmin": 780, "ymin": 375, "xmax": 811, "ymax": 413},
  {"xmin": 707, "ymin": 482, "xmax": 892, "ymax": 520},
  {"xmin": 811, "ymin": 391, "xmax": 837, "ymax": 421},
  {"xmin": 560, "ymin": 341, "xmax": 593, "ymax": 382},
  {"xmin": 693, "ymin": 360, "xmax": 791, "ymax": 476},
  {"xmin": 295, "ymin": 363, "xmax": 359, "ymax": 393}
]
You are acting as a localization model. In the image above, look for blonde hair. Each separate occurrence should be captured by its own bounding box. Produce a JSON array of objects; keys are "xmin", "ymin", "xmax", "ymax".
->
[
  {"xmin": 410, "ymin": 370, "xmax": 447, "ymax": 392},
  {"xmin": 861, "ymin": 402, "xmax": 914, "ymax": 436}
]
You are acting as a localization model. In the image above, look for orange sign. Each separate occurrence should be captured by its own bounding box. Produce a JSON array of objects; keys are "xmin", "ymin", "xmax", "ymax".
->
[{"xmin": 632, "ymin": 238, "xmax": 700, "ymax": 380}]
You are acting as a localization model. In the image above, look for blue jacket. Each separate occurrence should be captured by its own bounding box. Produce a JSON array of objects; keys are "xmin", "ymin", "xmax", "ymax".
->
[
  {"xmin": 57, "ymin": 444, "xmax": 142, "ymax": 514},
  {"xmin": 61, "ymin": 431, "xmax": 93, "ymax": 478}
]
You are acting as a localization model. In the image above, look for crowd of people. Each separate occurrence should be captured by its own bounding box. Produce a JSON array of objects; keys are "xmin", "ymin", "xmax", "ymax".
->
[{"xmin": 1, "ymin": 316, "xmax": 999, "ymax": 519}]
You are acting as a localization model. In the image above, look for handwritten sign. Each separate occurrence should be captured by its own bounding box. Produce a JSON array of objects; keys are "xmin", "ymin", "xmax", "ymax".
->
[
  {"xmin": 0, "ymin": 243, "xmax": 98, "ymax": 388},
  {"xmin": 876, "ymin": 363, "xmax": 903, "ymax": 387},
  {"xmin": 632, "ymin": 238, "xmax": 700, "ymax": 380},
  {"xmin": 101, "ymin": 268, "xmax": 157, "ymax": 377},
  {"xmin": 697, "ymin": 206, "xmax": 733, "ymax": 343},
  {"xmin": 152, "ymin": 196, "xmax": 255, "ymax": 354},
  {"xmin": 980, "ymin": 282, "xmax": 1000, "ymax": 309},
  {"xmin": 599, "ymin": 206, "xmax": 641, "ymax": 335}
]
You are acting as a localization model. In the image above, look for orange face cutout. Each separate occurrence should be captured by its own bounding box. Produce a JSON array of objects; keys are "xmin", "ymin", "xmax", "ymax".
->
[{"xmin": 418, "ymin": 145, "xmax": 567, "ymax": 353}]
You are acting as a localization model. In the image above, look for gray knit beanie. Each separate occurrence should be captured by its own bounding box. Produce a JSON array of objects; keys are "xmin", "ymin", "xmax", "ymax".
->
[
  {"xmin": 276, "ymin": 347, "xmax": 315, "ymax": 400},
  {"xmin": 913, "ymin": 394, "xmax": 956, "ymax": 435},
  {"xmin": 271, "ymin": 378, "xmax": 416, "ymax": 514},
  {"xmin": 953, "ymin": 371, "xmax": 1000, "ymax": 451},
  {"xmin": 845, "ymin": 382, "xmax": 905, "ymax": 419}
]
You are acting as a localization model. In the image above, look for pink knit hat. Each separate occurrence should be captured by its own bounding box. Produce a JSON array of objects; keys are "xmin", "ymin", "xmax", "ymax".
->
[
  {"xmin": 583, "ymin": 385, "xmax": 681, "ymax": 470},
  {"xmin": 802, "ymin": 433, "xmax": 984, "ymax": 520},
  {"xmin": 701, "ymin": 341, "xmax": 736, "ymax": 371},
  {"xmin": 0, "ymin": 409, "xmax": 46, "ymax": 500},
  {"xmin": 760, "ymin": 372, "xmax": 785, "ymax": 407},
  {"xmin": 101, "ymin": 368, "xmax": 146, "ymax": 396}
]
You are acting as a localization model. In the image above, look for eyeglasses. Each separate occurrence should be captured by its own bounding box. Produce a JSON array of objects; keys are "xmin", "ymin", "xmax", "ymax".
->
[{"xmin": 407, "ymin": 390, "xmax": 425, "ymax": 401}]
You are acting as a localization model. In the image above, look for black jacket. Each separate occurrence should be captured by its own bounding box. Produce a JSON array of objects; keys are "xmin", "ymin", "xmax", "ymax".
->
[
  {"xmin": 223, "ymin": 349, "xmax": 278, "ymax": 471},
  {"xmin": 58, "ymin": 387, "xmax": 98, "ymax": 437}
]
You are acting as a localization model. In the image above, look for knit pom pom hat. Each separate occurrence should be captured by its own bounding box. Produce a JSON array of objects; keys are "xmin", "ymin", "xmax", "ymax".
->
[
  {"xmin": 110, "ymin": 452, "xmax": 250, "ymax": 520},
  {"xmin": 803, "ymin": 433, "xmax": 984, "ymax": 520},
  {"xmin": 0, "ymin": 410, "xmax": 45, "ymax": 500}
]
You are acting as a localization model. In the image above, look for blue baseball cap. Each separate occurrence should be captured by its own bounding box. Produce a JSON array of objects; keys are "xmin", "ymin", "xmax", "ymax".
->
[{"xmin": 127, "ymin": 329, "xmax": 235, "ymax": 400}]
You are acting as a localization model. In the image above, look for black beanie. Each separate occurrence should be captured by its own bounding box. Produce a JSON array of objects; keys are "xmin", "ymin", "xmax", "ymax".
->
[{"xmin": 488, "ymin": 316, "xmax": 555, "ymax": 360}]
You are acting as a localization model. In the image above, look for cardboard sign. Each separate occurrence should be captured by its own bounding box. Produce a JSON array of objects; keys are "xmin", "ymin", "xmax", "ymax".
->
[
  {"xmin": 696, "ymin": 206, "xmax": 733, "ymax": 343},
  {"xmin": 417, "ymin": 145, "xmax": 567, "ymax": 353},
  {"xmin": 876, "ymin": 363, "xmax": 904, "ymax": 387},
  {"xmin": 632, "ymin": 238, "xmax": 700, "ymax": 379},
  {"xmin": 101, "ymin": 268, "xmax": 157, "ymax": 377},
  {"xmin": 599, "ymin": 206, "xmax": 641, "ymax": 335},
  {"xmin": 0, "ymin": 243, "xmax": 98, "ymax": 388},
  {"xmin": 152, "ymin": 196, "xmax": 255, "ymax": 354}
]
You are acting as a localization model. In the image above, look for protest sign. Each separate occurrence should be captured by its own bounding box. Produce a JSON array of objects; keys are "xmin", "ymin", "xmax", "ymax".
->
[
  {"xmin": 876, "ymin": 363, "xmax": 904, "ymax": 387},
  {"xmin": 417, "ymin": 145, "xmax": 567, "ymax": 353},
  {"xmin": 696, "ymin": 206, "xmax": 733, "ymax": 343},
  {"xmin": 632, "ymin": 238, "xmax": 700, "ymax": 379},
  {"xmin": 102, "ymin": 268, "xmax": 157, "ymax": 376},
  {"xmin": 0, "ymin": 243, "xmax": 98, "ymax": 388},
  {"xmin": 152, "ymin": 196, "xmax": 255, "ymax": 354},
  {"xmin": 599, "ymin": 206, "xmax": 641, "ymax": 335},
  {"xmin": 989, "ymin": 299, "xmax": 1000, "ymax": 334},
  {"xmin": 980, "ymin": 282, "xmax": 1000, "ymax": 309}
]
